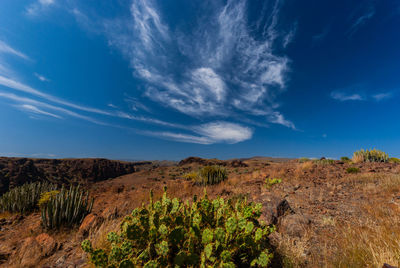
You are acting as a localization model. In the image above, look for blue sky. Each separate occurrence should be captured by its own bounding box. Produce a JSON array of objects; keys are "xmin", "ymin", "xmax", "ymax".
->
[{"xmin": 0, "ymin": 0, "xmax": 399, "ymax": 160}]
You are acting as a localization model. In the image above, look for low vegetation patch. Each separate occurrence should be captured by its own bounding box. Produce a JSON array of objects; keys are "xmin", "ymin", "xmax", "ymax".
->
[
  {"xmin": 389, "ymin": 157, "xmax": 400, "ymax": 163},
  {"xmin": 82, "ymin": 188, "xmax": 275, "ymax": 267},
  {"xmin": 184, "ymin": 165, "xmax": 228, "ymax": 186},
  {"xmin": 340, "ymin": 156, "xmax": 350, "ymax": 162},
  {"xmin": 298, "ymin": 157, "xmax": 311, "ymax": 163},
  {"xmin": 265, "ymin": 178, "xmax": 282, "ymax": 189},
  {"xmin": 314, "ymin": 159, "xmax": 336, "ymax": 165},
  {"xmin": 352, "ymin": 149, "xmax": 389, "ymax": 163},
  {"xmin": 0, "ymin": 181, "xmax": 57, "ymax": 214},
  {"xmin": 41, "ymin": 185, "xmax": 94, "ymax": 229},
  {"xmin": 346, "ymin": 167, "xmax": 360, "ymax": 174}
]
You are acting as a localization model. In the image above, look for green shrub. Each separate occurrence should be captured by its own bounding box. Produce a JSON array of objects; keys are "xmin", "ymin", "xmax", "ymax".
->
[
  {"xmin": 389, "ymin": 157, "xmax": 400, "ymax": 164},
  {"xmin": 265, "ymin": 178, "xmax": 282, "ymax": 189},
  {"xmin": 314, "ymin": 159, "xmax": 336, "ymax": 165},
  {"xmin": 352, "ymin": 149, "xmax": 389, "ymax": 163},
  {"xmin": 346, "ymin": 167, "xmax": 360, "ymax": 174},
  {"xmin": 41, "ymin": 185, "xmax": 93, "ymax": 229},
  {"xmin": 298, "ymin": 157, "xmax": 310, "ymax": 163},
  {"xmin": 82, "ymin": 188, "xmax": 275, "ymax": 267},
  {"xmin": 38, "ymin": 190, "xmax": 60, "ymax": 208},
  {"xmin": 340, "ymin": 157, "xmax": 350, "ymax": 162},
  {"xmin": 0, "ymin": 181, "xmax": 57, "ymax": 214},
  {"xmin": 183, "ymin": 172, "xmax": 199, "ymax": 181},
  {"xmin": 195, "ymin": 165, "xmax": 227, "ymax": 186}
]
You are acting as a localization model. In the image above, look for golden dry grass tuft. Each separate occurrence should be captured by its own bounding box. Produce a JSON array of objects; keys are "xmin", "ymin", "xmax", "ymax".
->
[{"xmin": 331, "ymin": 204, "xmax": 400, "ymax": 267}]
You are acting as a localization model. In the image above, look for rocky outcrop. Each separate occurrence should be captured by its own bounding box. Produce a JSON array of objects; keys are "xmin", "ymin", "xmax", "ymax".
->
[
  {"xmin": 0, "ymin": 157, "xmax": 150, "ymax": 195},
  {"xmin": 15, "ymin": 233, "xmax": 58, "ymax": 267}
]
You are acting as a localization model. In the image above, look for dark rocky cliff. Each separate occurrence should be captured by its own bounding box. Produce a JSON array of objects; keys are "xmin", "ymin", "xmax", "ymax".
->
[{"xmin": 0, "ymin": 157, "xmax": 151, "ymax": 195}]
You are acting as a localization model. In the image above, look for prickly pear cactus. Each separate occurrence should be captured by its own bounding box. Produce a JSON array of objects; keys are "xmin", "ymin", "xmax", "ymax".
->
[{"xmin": 82, "ymin": 187, "xmax": 275, "ymax": 267}]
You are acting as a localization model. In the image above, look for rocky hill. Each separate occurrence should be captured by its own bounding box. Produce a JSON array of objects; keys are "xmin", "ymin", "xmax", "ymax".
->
[{"xmin": 0, "ymin": 157, "xmax": 152, "ymax": 195}]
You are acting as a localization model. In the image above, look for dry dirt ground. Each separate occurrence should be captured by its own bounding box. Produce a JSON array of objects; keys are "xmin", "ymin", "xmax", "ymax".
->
[{"xmin": 1, "ymin": 157, "xmax": 400, "ymax": 267}]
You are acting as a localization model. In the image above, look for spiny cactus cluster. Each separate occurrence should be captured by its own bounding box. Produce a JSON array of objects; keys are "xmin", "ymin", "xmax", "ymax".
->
[
  {"xmin": 41, "ymin": 185, "xmax": 93, "ymax": 229},
  {"xmin": 0, "ymin": 181, "xmax": 57, "ymax": 214},
  {"xmin": 352, "ymin": 149, "xmax": 389, "ymax": 163},
  {"xmin": 82, "ymin": 188, "xmax": 275, "ymax": 267},
  {"xmin": 194, "ymin": 165, "xmax": 228, "ymax": 186}
]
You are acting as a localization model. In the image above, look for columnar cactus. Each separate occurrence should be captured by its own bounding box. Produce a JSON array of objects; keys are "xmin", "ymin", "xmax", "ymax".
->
[
  {"xmin": 352, "ymin": 149, "xmax": 389, "ymax": 163},
  {"xmin": 82, "ymin": 187, "xmax": 274, "ymax": 267},
  {"xmin": 0, "ymin": 181, "xmax": 57, "ymax": 214},
  {"xmin": 190, "ymin": 165, "xmax": 228, "ymax": 186},
  {"xmin": 41, "ymin": 185, "xmax": 94, "ymax": 229}
]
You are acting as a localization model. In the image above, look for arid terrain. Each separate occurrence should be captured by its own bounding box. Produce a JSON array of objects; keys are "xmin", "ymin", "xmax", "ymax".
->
[{"xmin": 1, "ymin": 156, "xmax": 400, "ymax": 267}]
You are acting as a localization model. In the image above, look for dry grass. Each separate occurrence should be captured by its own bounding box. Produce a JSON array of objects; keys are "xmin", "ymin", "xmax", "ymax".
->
[
  {"xmin": 346, "ymin": 173, "xmax": 400, "ymax": 194},
  {"xmin": 273, "ymin": 228, "xmax": 313, "ymax": 268},
  {"xmin": 331, "ymin": 204, "xmax": 400, "ymax": 267}
]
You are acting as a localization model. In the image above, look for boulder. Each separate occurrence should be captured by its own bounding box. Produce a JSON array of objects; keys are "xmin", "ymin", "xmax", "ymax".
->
[
  {"xmin": 18, "ymin": 237, "xmax": 42, "ymax": 267},
  {"xmin": 35, "ymin": 233, "xmax": 57, "ymax": 257},
  {"xmin": 278, "ymin": 213, "xmax": 311, "ymax": 238}
]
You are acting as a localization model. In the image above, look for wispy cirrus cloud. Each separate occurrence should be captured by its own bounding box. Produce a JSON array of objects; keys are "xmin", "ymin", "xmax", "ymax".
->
[
  {"xmin": 330, "ymin": 91, "xmax": 365, "ymax": 101},
  {"xmin": 34, "ymin": 73, "xmax": 50, "ymax": 82},
  {"xmin": 331, "ymin": 89, "xmax": 394, "ymax": 102},
  {"xmin": 372, "ymin": 92, "xmax": 393, "ymax": 101},
  {"xmin": 10, "ymin": 0, "xmax": 296, "ymax": 145},
  {"xmin": 347, "ymin": 2, "xmax": 376, "ymax": 37},
  {"xmin": 103, "ymin": 0, "xmax": 294, "ymax": 128},
  {"xmin": 17, "ymin": 104, "xmax": 62, "ymax": 119},
  {"xmin": 0, "ymin": 75, "xmax": 112, "ymax": 116},
  {"xmin": 26, "ymin": 0, "xmax": 56, "ymax": 16},
  {"xmin": 0, "ymin": 40, "xmax": 29, "ymax": 60},
  {"xmin": 0, "ymin": 91, "xmax": 107, "ymax": 125},
  {"xmin": 145, "ymin": 121, "xmax": 253, "ymax": 145}
]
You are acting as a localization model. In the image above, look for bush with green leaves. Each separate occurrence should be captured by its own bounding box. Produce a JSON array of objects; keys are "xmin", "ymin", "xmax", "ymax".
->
[
  {"xmin": 389, "ymin": 157, "xmax": 400, "ymax": 164},
  {"xmin": 0, "ymin": 181, "xmax": 57, "ymax": 214},
  {"xmin": 41, "ymin": 185, "xmax": 93, "ymax": 229},
  {"xmin": 314, "ymin": 159, "xmax": 336, "ymax": 165},
  {"xmin": 265, "ymin": 178, "xmax": 282, "ymax": 189},
  {"xmin": 194, "ymin": 165, "xmax": 228, "ymax": 186},
  {"xmin": 82, "ymin": 188, "xmax": 275, "ymax": 267},
  {"xmin": 298, "ymin": 157, "xmax": 310, "ymax": 163},
  {"xmin": 346, "ymin": 167, "xmax": 360, "ymax": 174},
  {"xmin": 352, "ymin": 149, "xmax": 389, "ymax": 163},
  {"xmin": 340, "ymin": 156, "xmax": 350, "ymax": 162}
]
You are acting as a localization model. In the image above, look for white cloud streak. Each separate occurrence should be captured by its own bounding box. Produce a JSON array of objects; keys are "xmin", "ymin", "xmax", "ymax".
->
[
  {"xmin": 331, "ymin": 90, "xmax": 394, "ymax": 102},
  {"xmin": 0, "ymin": 91, "xmax": 106, "ymax": 125},
  {"xmin": 26, "ymin": 0, "xmax": 56, "ymax": 16},
  {"xmin": 145, "ymin": 121, "xmax": 253, "ymax": 145},
  {"xmin": 330, "ymin": 91, "xmax": 365, "ymax": 101},
  {"xmin": 0, "ymin": 75, "xmax": 111, "ymax": 116},
  {"xmin": 347, "ymin": 3, "xmax": 375, "ymax": 37},
  {"xmin": 372, "ymin": 92, "xmax": 393, "ymax": 101},
  {"xmin": 34, "ymin": 73, "xmax": 50, "ymax": 82},
  {"xmin": 0, "ymin": 40, "xmax": 29, "ymax": 60},
  {"xmin": 17, "ymin": 104, "xmax": 62, "ymax": 119}
]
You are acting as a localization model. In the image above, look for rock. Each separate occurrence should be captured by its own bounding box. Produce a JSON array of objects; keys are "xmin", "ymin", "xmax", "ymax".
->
[
  {"xmin": 278, "ymin": 213, "xmax": 311, "ymax": 238},
  {"xmin": 383, "ymin": 264, "xmax": 398, "ymax": 268},
  {"xmin": 35, "ymin": 233, "xmax": 57, "ymax": 257},
  {"xmin": 16, "ymin": 233, "xmax": 58, "ymax": 267},
  {"xmin": 78, "ymin": 213, "xmax": 104, "ymax": 239},
  {"xmin": 18, "ymin": 237, "xmax": 42, "ymax": 267}
]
